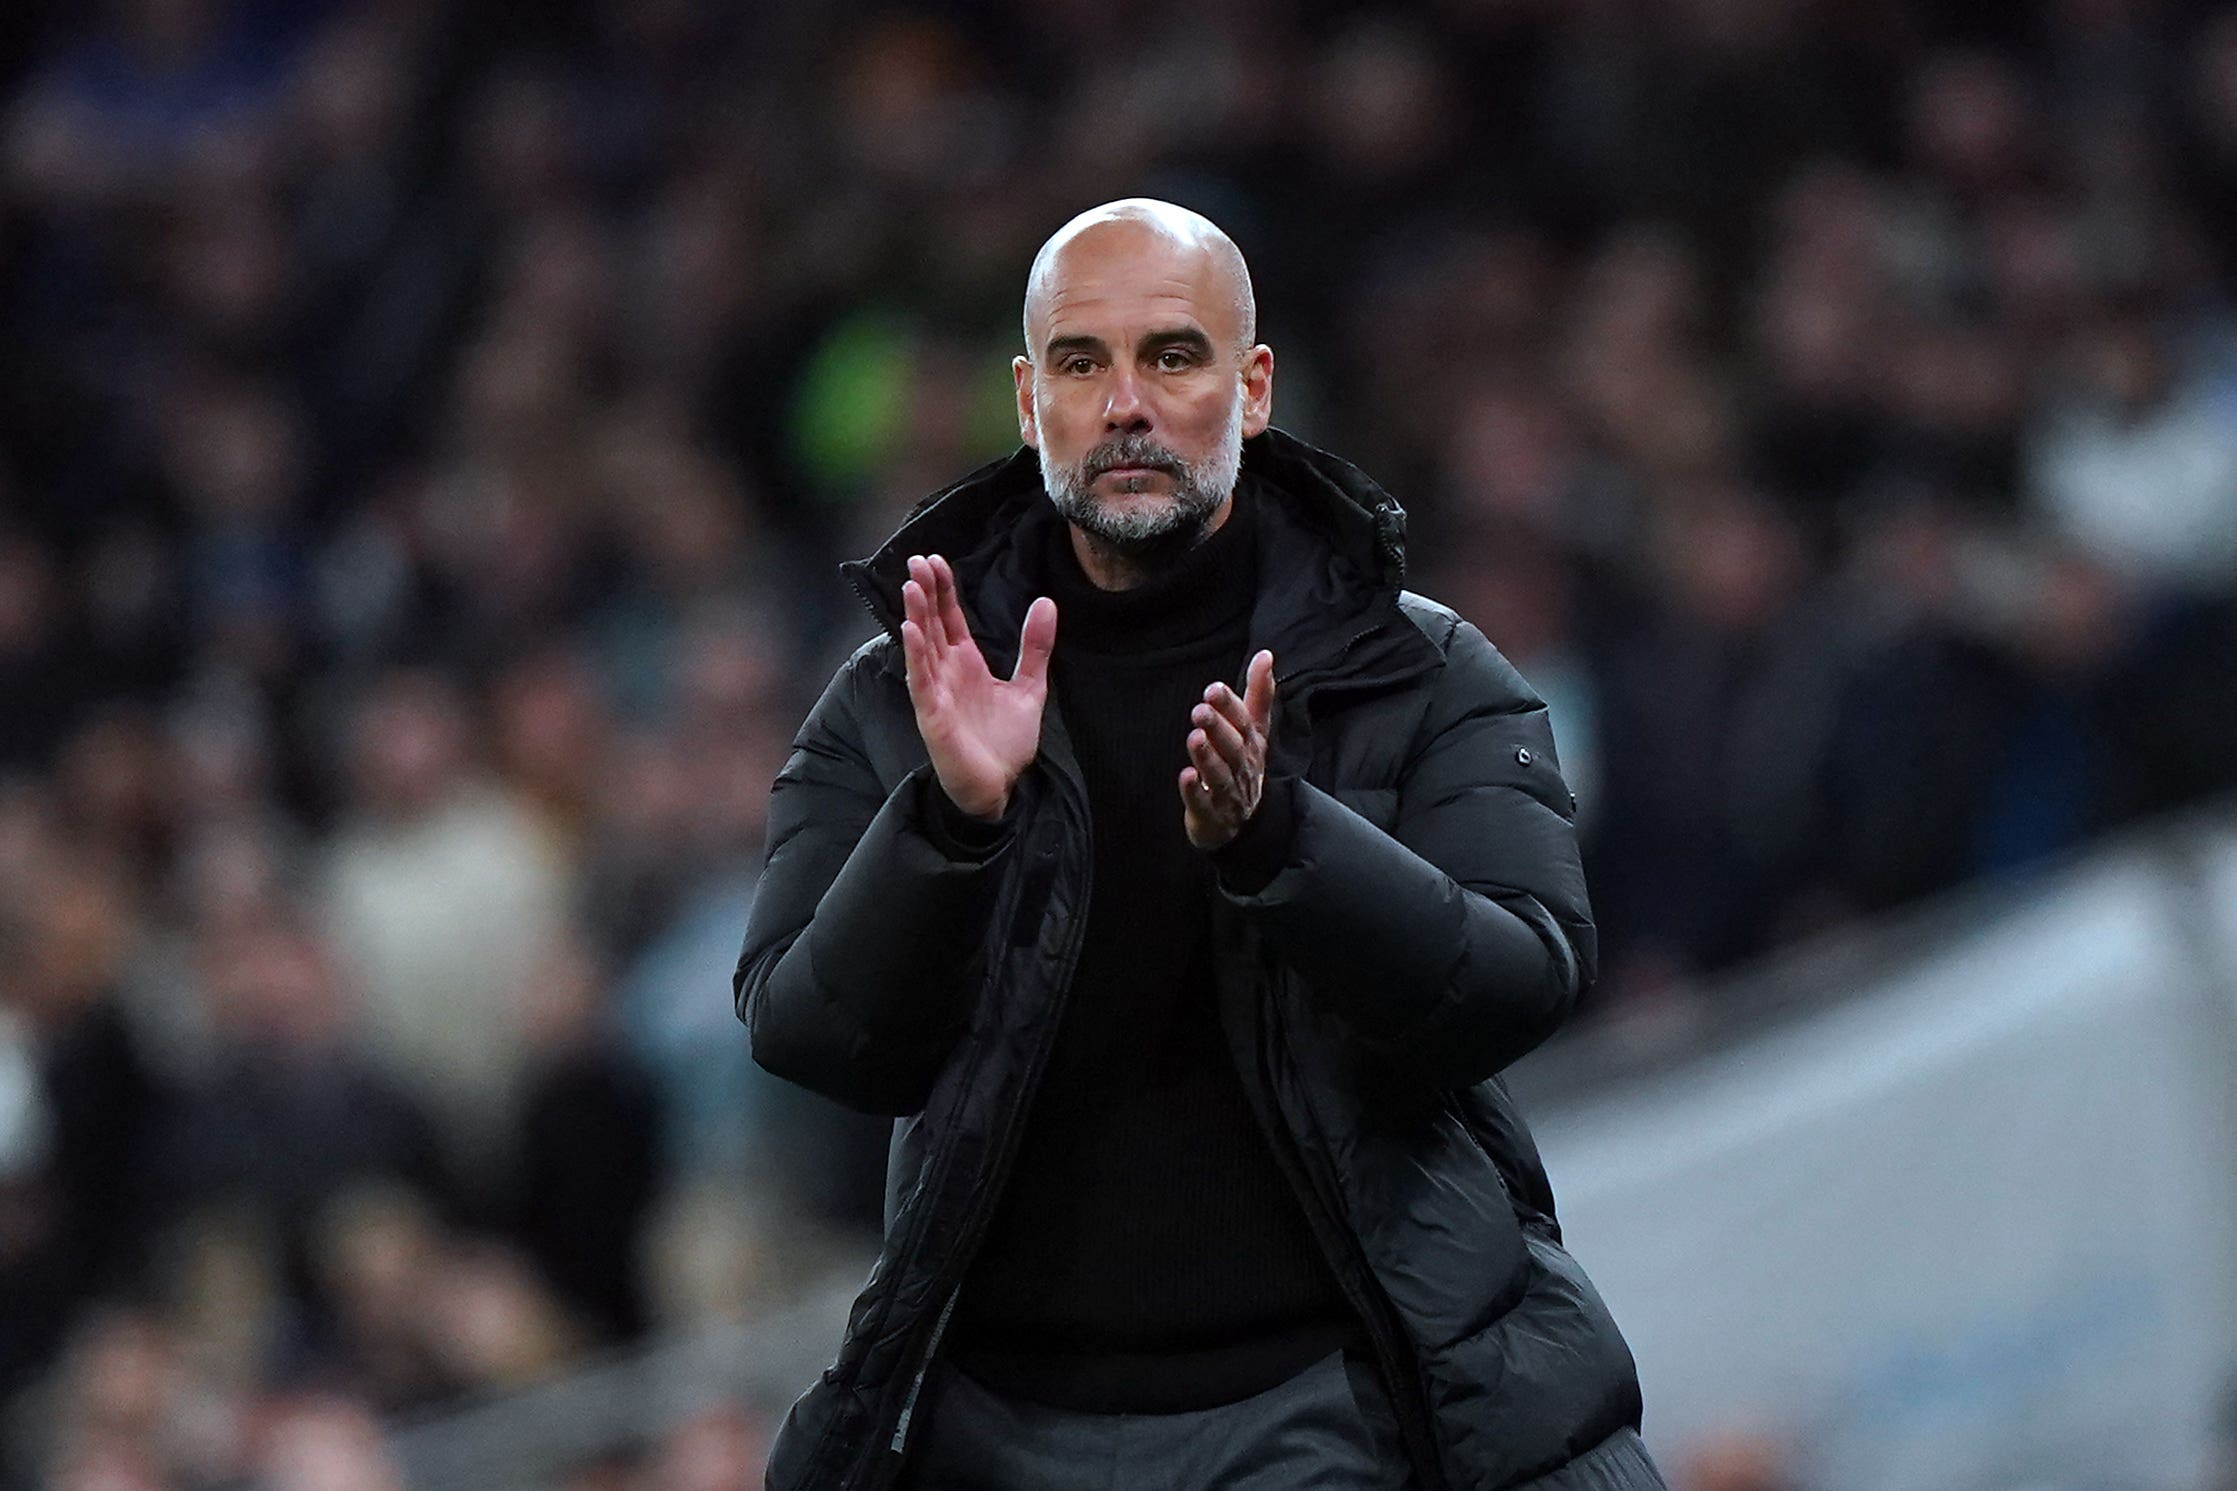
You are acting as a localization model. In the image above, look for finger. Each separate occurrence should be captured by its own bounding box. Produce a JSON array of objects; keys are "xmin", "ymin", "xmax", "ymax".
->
[
  {"xmin": 1192, "ymin": 700, "xmax": 1249, "ymax": 767},
  {"xmin": 1178, "ymin": 764, "xmax": 1205, "ymax": 818},
  {"xmin": 1012, "ymin": 596, "xmax": 1058, "ymax": 689},
  {"xmin": 1203, "ymin": 681, "xmax": 1254, "ymax": 742},
  {"xmin": 905, "ymin": 561, "xmax": 946, "ymax": 662},
  {"xmin": 901, "ymin": 618, "xmax": 930, "ymax": 702},
  {"xmin": 1188, "ymin": 728, "xmax": 1238, "ymax": 798},
  {"xmin": 1243, "ymin": 650, "xmax": 1277, "ymax": 733},
  {"xmin": 930, "ymin": 554, "xmax": 972, "ymax": 652},
  {"xmin": 902, "ymin": 578, "xmax": 930, "ymax": 657}
]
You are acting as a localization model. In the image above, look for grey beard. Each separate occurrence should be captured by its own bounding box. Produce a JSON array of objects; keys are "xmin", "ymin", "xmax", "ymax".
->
[{"xmin": 1039, "ymin": 417, "xmax": 1243, "ymax": 557}]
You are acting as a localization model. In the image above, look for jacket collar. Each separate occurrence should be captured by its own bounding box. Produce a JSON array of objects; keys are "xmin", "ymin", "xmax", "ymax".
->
[{"xmin": 841, "ymin": 428, "xmax": 1434, "ymax": 697}]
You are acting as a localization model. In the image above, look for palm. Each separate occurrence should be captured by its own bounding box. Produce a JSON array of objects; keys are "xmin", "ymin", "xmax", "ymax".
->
[
  {"xmin": 902, "ymin": 554, "xmax": 1057, "ymax": 821},
  {"xmin": 921, "ymin": 651, "xmax": 1042, "ymax": 784},
  {"xmin": 1180, "ymin": 648, "xmax": 1277, "ymax": 851}
]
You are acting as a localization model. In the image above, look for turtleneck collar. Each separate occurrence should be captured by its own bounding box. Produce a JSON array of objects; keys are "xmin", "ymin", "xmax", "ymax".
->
[{"xmin": 1039, "ymin": 480, "xmax": 1261, "ymax": 657}]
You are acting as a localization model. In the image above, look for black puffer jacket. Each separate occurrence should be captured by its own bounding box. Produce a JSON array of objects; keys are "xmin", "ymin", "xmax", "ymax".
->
[{"xmin": 736, "ymin": 430, "xmax": 1664, "ymax": 1491}]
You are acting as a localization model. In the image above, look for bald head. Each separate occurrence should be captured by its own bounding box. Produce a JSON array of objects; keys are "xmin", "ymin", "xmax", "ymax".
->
[
  {"xmin": 1022, "ymin": 199, "xmax": 1257, "ymax": 359},
  {"xmin": 1012, "ymin": 199, "xmax": 1275, "ymax": 587}
]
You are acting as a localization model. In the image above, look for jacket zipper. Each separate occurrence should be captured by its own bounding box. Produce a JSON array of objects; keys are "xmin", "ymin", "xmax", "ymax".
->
[
  {"xmin": 848, "ymin": 569, "xmax": 897, "ymax": 643},
  {"xmin": 859, "ymin": 752, "xmax": 1096, "ymax": 1488},
  {"xmin": 820, "ymin": 840, "xmax": 1030, "ymax": 1487},
  {"xmin": 887, "ymin": 1289, "xmax": 957, "ymax": 1453},
  {"xmin": 804, "ymin": 581, "xmax": 1072, "ymax": 1485},
  {"xmin": 838, "ymin": 555, "xmax": 1080, "ymax": 1487}
]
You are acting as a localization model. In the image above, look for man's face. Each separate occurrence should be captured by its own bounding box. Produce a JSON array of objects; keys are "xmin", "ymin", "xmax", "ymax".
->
[{"xmin": 1015, "ymin": 223, "xmax": 1273, "ymax": 554}]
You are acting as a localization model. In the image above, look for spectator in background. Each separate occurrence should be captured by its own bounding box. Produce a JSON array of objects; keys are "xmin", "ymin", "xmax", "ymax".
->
[
  {"xmin": 280, "ymin": 6, "xmax": 465, "ymax": 482},
  {"xmin": 0, "ymin": 533, "xmax": 98, "ymax": 768},
  {"xmin": 0, "ymin": 983, "xmax": 62, "ymax": 1405},
  {"xmin": 153, "ymin": 917, "xmax": 448, "ymax": 1339},
  {"xmin": 0, "ymin": 853, "xmax": 163, "ymax": 1402},
  {"xmin": 582, "ymin": 418, "xmax": 777, "ymax": 720},
  {"xmin": 319, "ymin": 669, "xmax": 568, "ymax": 1187},
  {"xmin": 2027, "ymin": 297, "xmax": 2237, "ymax": 593},
  {"xmin": 645, "ymin": 1402, "xmax": 772, "ymax": 1491},
  {"xmin": 489, "ymin": 645, "xmax": 612, "ymax": 853},
  {"xmin": 37, "ymin": 1308, "xmax": 197, "ymax": 1491},
  {"xmin": 251, "ymin": 1395, "xmax": 408, "ymax": 1491},
  {"xmin": 509, "ymin": 936, "xmax": 659, "ymax": 1342},
  {"xmin": 1587, "ymin": 485, "xmax": 1847, "ymax": 995},
  {"xmin": 156, "ymin": 377, "xmax": 316, "ymax": 693}
]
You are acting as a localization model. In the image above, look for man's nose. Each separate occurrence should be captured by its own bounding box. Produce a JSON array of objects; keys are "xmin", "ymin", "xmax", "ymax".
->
[{"xmin": 1102, "ymin": 366, "xmax": 1150, "ymax": 430}]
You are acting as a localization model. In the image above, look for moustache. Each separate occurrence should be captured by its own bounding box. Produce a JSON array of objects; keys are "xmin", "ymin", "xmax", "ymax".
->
[{"xmin": 1083, "ymin": 437, "xmax": 1183, "ymax": 480}]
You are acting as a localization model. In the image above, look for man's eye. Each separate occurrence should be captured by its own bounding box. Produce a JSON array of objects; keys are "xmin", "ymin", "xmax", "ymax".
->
[
  {"xmin": 1156, "ymin": 350, "xmax": 1195, "ymax": 371},
  {"xmin": 1063, "ymin": 357, "xmax": 1096, "ymax": 375}
]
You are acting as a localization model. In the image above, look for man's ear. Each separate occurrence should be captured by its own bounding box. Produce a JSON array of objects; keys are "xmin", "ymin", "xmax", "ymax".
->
[
  {"xmin": 1240, "ymin": 345, "xmax": 1274, "ymax": 438},
  {"xmin": 1013, "ymin": 355, "xmax": 1038, "ymax": 447}
]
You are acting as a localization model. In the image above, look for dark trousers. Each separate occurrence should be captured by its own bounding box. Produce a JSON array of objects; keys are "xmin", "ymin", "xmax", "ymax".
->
[{"xmin": 895, "ymin": 1350, "xmax": 1417, "ymax": 1490}]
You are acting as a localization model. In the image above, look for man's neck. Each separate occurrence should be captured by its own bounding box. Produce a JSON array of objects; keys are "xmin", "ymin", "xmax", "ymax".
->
[{"xmin": 1066, "ymin": 494, "xmax": 1235, "ymax": 591}]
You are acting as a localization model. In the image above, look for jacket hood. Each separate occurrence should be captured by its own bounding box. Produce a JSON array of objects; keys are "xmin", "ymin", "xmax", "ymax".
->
[{"xmin": 841, "ymin": 428, "xmax": 1413, "ymax": 663}]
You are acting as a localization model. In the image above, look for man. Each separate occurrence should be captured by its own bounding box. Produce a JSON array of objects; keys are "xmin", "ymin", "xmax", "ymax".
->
[{"xmin": 736, "ymin": 200, "xmax": 1664, "ymax": 1491}]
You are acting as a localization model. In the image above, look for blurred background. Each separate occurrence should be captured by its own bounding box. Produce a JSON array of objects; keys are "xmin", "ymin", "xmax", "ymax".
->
[{"xmin": 2, "ymin": 0, "xmax": 2236, "ymax": 1487}]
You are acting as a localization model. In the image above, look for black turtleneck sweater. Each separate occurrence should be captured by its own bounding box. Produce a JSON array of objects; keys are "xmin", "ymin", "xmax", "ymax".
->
[{"xmin": 943, "ymin": 487, "xmax": 1353, "ymax": 1413}]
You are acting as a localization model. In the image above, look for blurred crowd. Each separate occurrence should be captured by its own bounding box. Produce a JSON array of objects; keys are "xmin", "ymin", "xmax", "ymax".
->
[{"xmin": 2, "ymin": 0, "xmax": 2236, "ymax": 1486}]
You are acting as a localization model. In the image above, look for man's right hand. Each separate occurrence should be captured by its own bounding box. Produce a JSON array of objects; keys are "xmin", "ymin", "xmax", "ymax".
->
[{"xmin": 900, "ymin": 553, "xmax": 1057, "ymax": 822}]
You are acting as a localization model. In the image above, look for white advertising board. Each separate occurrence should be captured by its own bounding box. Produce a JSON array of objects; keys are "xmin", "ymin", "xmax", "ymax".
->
[{"xmin": 1530, "ymin": 847, "xmax": 2237, "ymax": 1490}]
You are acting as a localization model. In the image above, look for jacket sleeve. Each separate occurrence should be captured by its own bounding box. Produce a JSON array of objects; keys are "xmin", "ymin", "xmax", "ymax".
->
[
  {"xmin": 1218, "ymin": 617, "xmax": 1595, "ymax": 1087},
  {"xmin": 734, "ymin": 647, "xmax": 1015, "ymax": 1115}
]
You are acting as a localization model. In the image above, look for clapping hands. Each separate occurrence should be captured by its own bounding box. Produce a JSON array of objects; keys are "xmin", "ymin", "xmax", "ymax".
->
[
  {"xmin": 901, "ymin": 553, "xmax": 1274, "ymax": 848},
  {"xmin": 1180, "ymin": 649, "xmax": 1277, "ymax": 851},
  {"xmin": 900, "ymin": 554, "xmax": 1057, "ymax": 822}
]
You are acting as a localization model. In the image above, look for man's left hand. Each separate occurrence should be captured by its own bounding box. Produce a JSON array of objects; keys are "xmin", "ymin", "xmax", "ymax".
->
[{"xmin": 1181, "ymin": 649, "xmax": 1276, "ymax": 851}]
